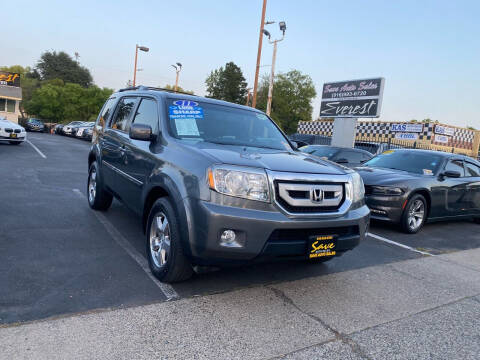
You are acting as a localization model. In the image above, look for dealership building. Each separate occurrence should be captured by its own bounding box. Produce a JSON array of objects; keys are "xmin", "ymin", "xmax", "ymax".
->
[{"xmin": 0, "ymin": 72, "xmax": 22, "ymax": 123}]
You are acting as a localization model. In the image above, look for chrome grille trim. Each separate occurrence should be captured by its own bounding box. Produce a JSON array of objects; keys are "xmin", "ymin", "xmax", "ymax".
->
[
  {"xmin": 266, "ymin": 170, "xmax": 353, "ymax": 218},
  {"xmin": 278, "ymin": 183, "xmax": 343, "ymax": 207}
]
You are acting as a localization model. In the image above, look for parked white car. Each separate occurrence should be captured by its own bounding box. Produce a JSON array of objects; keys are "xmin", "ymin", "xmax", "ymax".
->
[{"xmin": 0, "ymin": 117, "xmax": 26, "ymax": 145}]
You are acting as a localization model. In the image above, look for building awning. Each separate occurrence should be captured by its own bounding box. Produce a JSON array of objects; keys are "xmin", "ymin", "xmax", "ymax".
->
[{"xmin": 0, "ymin": 86, "xmax": 22, "ymax": 100}]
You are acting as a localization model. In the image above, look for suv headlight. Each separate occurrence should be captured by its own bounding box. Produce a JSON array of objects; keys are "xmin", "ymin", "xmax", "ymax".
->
[
  {"xmin": 208, "ymin": 166, "xmax": 270, "ymax": 202},
  {"xmin": 348, "ymin": 172, "xmax": 365, "ymax": 203}
]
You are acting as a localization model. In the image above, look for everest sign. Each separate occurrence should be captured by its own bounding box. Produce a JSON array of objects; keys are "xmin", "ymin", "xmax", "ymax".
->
[{"xmin": 320, "ymin": 78, "xmax": 385, "ymax": 118}]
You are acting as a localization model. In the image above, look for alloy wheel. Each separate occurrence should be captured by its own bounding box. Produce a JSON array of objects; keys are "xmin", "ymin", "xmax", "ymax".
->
[
  {"xmin": 407, "ymin": 199, "xmax": 425, "ymax": 231},
  {"xmin": 149, "ymin": 212, "xmax": 171, "ymax": 268},
  {"xmin": 88, "ymin": 169, "xmax": 97, "ymax": 204}
]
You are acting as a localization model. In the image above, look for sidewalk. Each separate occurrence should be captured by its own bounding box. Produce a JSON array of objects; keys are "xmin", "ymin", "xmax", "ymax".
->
[{"xmin": 2, "ymin": 249, "xmax": 480, "ymax": 360}]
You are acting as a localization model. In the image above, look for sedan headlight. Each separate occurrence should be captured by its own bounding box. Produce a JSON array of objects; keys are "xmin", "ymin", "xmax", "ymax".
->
[
  {"xmin": 371, "ymin": 186, "xmax": 404, "ymax": 196},
  {"xmin": 208, "ymin": 166, "xmax": 270, "ymax": 202}
]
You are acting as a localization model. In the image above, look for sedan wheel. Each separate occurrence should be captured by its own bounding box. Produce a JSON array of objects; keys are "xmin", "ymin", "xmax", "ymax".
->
[{"xmin": 401, "ymin": 194, "xmax": 427, "ymax": 234}]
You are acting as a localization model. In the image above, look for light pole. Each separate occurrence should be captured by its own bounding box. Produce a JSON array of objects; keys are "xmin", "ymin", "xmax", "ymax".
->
[
  {"xmin": 245, "ymin": 88, "xmax": 253, "ymax": 106},
  {"xmin": 263, "ymin": 21, "xmax": 286, "ymax": 116},
  {"xmin": 171, "ymin": 63, "xmax": 182, "ymax": 92},
  {"xmin": 252, "ymin": 0, "xmax": 268, "ymax": 108},
  {"xmin": 133, "ymin": 44, "xmax": 149, "ymax": 87}
]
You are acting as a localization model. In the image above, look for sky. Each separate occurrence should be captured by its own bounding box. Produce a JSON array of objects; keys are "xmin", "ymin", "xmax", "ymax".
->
[{"xmin": 2, "ymin": 0, "xmax": 479, "ymax": 128}]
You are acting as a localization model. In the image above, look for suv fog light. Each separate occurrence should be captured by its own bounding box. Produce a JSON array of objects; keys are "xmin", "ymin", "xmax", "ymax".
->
[{"xmin": 220, "ymin": 230, "xmax": 243, "ymax": 248}]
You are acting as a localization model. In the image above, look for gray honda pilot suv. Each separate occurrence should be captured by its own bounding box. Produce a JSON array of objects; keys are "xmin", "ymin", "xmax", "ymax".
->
[{"xmin": 87, "ymin": 87, "xmax": 369, "ymax": 282}]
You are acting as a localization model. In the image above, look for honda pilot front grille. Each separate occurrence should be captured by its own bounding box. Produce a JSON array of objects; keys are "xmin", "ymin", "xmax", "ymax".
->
[{"xmin": 274, "ymin": 181, "xmax": 345, "ymax": 213}]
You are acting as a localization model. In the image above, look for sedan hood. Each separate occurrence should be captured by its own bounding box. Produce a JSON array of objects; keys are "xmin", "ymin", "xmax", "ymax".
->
[
  {"xmin": 355, "ymin": 166, "xmax": 421, "ymax": 185},
  {"xmin": 185, "ymin": 142, "xmax": 347, "ymax": 175},
  {"xmin": 0, "ymin": 120, "xmax": 23, "ymax": 130}
]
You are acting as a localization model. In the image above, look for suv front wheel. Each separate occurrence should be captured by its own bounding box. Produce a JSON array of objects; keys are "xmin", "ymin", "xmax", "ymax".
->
[{"xmin": 146, "ymin": 198, "xmax": 193, "ymax": 283}]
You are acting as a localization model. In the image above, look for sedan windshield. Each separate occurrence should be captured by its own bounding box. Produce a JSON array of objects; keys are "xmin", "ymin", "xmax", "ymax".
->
[
  {"xmin": 167, "ymin": 99, "xmax": 291, "ymax": 151},
  {"xmin": 300, "ymin": 146, "xmax": 339, "ymax": 159},
  {"xmin": 364, "ymin": 150, "xmax": 443, "ymax": 175}
]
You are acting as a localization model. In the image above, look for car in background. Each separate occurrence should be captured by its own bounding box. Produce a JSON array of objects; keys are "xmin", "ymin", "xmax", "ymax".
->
[
  {"xmin": 354, "ymin": 141, "xmax": 404, "ymax": 155},
  {"xmin": 300, "ymin": 145, "xmax": 373, "ymax": 168},
  {"xmin": 54, "ymin": 124, "xmax": 64, "ymax": 134},
  {"xmin": 63, "ymin": 121, "xmax": 85, "ymax": 136},
  {"xmin": 75, "ymin": 122, "xmax": 94, "ymax": 139},
  {"xmin": 82, "ymin": 126, "xmax": 94, "ymax": 141},
  {"xmin": 357, "ymin": 149, "xmax": 480, "ymax": 233},
  {"xmin": 0, "ymin": 117, "xmax": 26, "ymax": 145},
  {"xmin": 25, "ymin": 118, "xmax": 45, "ymax": 132}
]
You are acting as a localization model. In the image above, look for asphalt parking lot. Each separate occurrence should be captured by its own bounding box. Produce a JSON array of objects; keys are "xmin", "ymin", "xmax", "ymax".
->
[{"xmin": 1, "ymin": 132, "xmax": 480, "ymax": 326}]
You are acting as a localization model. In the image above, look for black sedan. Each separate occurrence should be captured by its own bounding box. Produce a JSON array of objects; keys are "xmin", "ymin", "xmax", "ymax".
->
[
  {"xmin": 357, "ymin": 149, "xmax": 480, "ymax": 233},
  {"xmin": 25, "ymin": 118, "xmax": 45, "ymax": 132},
  {"xmin": 300, "ymin": 145, "xmax": 373, "ymax": 168}
]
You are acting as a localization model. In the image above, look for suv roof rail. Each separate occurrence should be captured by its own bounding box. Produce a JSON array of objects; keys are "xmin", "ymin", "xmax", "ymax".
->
[{"xmin": 118, "ymin": 85, "xmax": 196, "ymax": 96}]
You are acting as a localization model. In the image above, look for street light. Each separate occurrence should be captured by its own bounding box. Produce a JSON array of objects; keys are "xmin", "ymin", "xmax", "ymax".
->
[
  {"xmin": 252, "ymin": 0, "xmax": 268, "ymax": 108},
  {"xmin": 171, "ymin": 62, "xmax": 182, "ymax": 92},
  {"xmin": 263, "ymin": 21, "xmax": 286, "ymax": 116},
  {"xmin": 133, "ymin": 44, "xmax": 149, "ymax": 87}
]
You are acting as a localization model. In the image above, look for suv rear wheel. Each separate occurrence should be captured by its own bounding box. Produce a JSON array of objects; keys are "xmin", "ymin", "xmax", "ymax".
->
[
  {"xmin": 87, "ymin": 161, "xmax": 113, "ymax": 211},
  {"xmin": 400, "ymin": 194, "xmax": 427, "ymax": 234},
  {"xmin": 146, "ymin": 198, "xmax": 193, "ymax": 283}
]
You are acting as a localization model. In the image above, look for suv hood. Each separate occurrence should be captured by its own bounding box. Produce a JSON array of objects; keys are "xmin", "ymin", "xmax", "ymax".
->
[{"xmin": 186, "ymin": 142, "xmax": 346, "ymax": 175}]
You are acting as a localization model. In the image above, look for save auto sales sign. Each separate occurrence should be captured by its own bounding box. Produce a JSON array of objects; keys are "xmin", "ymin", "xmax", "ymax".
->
[
  {"xmin": 320, "ymin": 78, "xmax": 385, "ymax": 118},
  {"xmin": 0, "ymin": 72, "xmax": 21, "ymax": 87}
]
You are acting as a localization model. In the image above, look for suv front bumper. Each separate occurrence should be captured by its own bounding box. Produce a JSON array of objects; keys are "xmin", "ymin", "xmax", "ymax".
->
[{"xmin": 184, "ymin": 198, "xmax": 370, "ymax": 266}]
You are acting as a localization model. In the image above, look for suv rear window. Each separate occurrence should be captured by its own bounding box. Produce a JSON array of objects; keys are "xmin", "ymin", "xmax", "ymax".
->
[{"xmin": 167, "ymin": 99, "xmax": 290, "ymax": 151}]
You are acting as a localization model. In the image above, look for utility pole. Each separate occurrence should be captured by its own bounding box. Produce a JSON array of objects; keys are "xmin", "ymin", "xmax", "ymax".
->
[
  {"xmin": 133, "ymin": 44, "xmax": 149, "ymax": 87},
  {"xmin": 252, "ymin": 0, "xmax": 267, "ymax": 108}
]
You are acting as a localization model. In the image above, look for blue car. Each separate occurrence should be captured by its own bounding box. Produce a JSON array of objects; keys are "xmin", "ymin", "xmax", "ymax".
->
[{"xmin": 25, "ymin": 118, "xmax": 45, "ymax": 132}]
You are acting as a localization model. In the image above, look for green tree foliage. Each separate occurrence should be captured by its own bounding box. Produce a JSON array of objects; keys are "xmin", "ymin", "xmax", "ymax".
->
[
  {"xmin": 25, "ymin": 82, "xmax": 112, "ymax": 123},
  {"xmin": 256, "ymin": 70, "xmax": 316, "ymax": 134},
  {"xmin": 35, "ymin": 51, "xmax": 93, "ymax": 87},
  {"xmin": 205, "ymin": 62, "xmax": 247, "ymax": 104},
  {"xmin": 163, "ymin": 84, "xmax": 194, "ymax": 94}
]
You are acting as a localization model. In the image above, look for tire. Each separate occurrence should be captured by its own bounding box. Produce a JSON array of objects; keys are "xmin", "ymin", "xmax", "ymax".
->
[
  {"xmin": 474, "ymin": 217, "xmax": 480, "ymax": 224},
  {"xmin": 9, "ymin": 141, "xmax": 22, "ymax": 145},
  {"xmin": 400, "ymin": 194, "xmax": 427, "ymax": 234},
  {"xmin": 146, "ymin": 198, "xmax": 193, "ymax": 283},
  {"xmin": 87, "ymin": 161, "xmax": 113, "ymax": 211}
]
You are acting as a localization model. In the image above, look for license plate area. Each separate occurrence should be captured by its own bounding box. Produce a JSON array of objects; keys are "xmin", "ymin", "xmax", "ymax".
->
[
  {"xmin": 308, "ymin": 235, "xmax": 337, "ymax": 259},
  {"xmin": 10, "ymin": 133, "xmax": 17, "ymax": 138}
]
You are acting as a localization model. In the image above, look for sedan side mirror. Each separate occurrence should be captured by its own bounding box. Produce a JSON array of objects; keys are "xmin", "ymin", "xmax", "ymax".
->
[
  {"xmin": 129, "ymin": 123, "xmax": 154, "ymax": 141},
  {"xmin": 336, "ymin": 158, "xmax": 349, "ymax": 164},
  {"xmin": 442, "ymin": 170, "xmax": 461, "ymax": 178},
  {"xmin": 290, "ymin": 141, "xmax": 299, "ymax": 150}
]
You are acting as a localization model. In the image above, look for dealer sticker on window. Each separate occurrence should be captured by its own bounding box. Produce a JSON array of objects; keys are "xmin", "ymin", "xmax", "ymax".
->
[{"xmin": 169, "ymin": 100, "xmax": 204, "ymax": 136}]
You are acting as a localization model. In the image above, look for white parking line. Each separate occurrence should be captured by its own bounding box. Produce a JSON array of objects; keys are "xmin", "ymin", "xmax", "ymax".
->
[
  {"xmin": 72, "ymin": 188, "xmax": 179, "ymax": 301},
  {"xmin": 26, "ymin": 140, "xmax": 47, "ymax": 159},
  {"xmin": 367, "ymin": 232, "xmax": 434, "ymax": 256}
]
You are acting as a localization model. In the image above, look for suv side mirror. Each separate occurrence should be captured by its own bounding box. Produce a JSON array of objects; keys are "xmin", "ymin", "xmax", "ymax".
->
[
  {"xmin": 442, "ymin": 170, "xmax": 461, "ymax": 178},
  {"xmin": 336, "ymin": 158, "xmax": 349, "ymax": 164},
  {"xmin": 130, "ymin": 123, "xmax": 153, "ymax": 141}
]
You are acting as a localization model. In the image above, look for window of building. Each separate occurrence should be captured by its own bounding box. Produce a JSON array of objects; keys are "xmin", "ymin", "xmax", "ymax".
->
[
  {"xmin": 6, "ymin": 99, "xmax": 15, "ymax": 113},
  {"xmin": 0, "ymin": 98, "xmax": 5, "ymax": 112}
]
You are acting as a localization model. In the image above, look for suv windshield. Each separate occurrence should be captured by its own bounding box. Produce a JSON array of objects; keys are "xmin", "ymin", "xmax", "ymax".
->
[
  {"xmin": 364, "ymin": 150, "xmax": 443, "ymax": 175},
  {"xmin": 167, "ymin": 99, "xmax": 291, "ymax": 151}
]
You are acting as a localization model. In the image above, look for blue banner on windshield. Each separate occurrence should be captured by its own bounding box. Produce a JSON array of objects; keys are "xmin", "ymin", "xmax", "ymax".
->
[{"xmin": 169, "ymin": 100, "xmax": 204, "ymax": 119}]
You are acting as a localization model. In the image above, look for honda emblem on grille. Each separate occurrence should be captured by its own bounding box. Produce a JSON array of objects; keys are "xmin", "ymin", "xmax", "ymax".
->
[{"xmin": 311, "ymin": 188, "xmax": 324, "ymax": 203}]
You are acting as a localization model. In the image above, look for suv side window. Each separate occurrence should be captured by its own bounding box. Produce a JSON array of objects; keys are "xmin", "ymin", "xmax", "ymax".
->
[
  {"xmin": 445, "ymin": 159, "xmax": 465, "ymax": 177},
  {"xmin": 110, "ymin": 97, "xmax": 138, "ymax": 132},
  {"xmin": 131, "ymin": 98, "xmax": 158, "ymax": 133},
  {"xmin": 465, "ymin": 162, "xmax": 480, "ymax": 177},
  {"xmin": 96, "ymin": 97, "xmax": 116, "ymax": 131}
]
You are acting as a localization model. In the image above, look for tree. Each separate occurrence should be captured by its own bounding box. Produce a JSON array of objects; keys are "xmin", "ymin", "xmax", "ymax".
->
[
  {"xmin": 205, "ymin": 62, "xmax": 247, "ymax": 104},
  {"xmin": 24, "ymin": 82, "xmax": 113, "ymax": 123},
  {"xmin": 35, "ymin": 51, "xmax": 93, "ymax": 87},
  {"xmin": 256, "ymin": 70, "xmax": 316, "ymax": 134},
  {"xmin": 163, "ymin": 84, "xmax": 194, "ymax": 94}
]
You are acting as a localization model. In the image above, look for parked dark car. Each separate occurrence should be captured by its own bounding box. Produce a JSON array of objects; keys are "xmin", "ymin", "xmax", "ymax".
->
[
  {"xmin": 354, "ymin": 141, "xmax": 403, "ymax": 155},
  {"xmin": 25, "ymin": 118, "xmax": 45, "ymax": 132},
  {"xmin": 54, "ymin": 124, "xmax": 64, "ymax": 134},
  {"xmin": 357, "ymin": 149, "xmax": 480, "ymax": 233},
  {"xmin": 87, "ymin": 86, "xmax": 369, "ymax": 282},
  {"xmin": 62, "ymin": 121, "xmax": 85, "ymax": 135},
  {"xmin": 300, "ymin": 145, "xmax": 373, "ymax": 168},
  {"xmin": 82, "ymin": 126, "xmax": 94, "ymax": 141}
]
